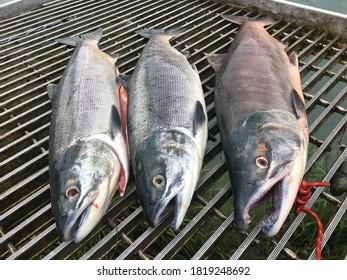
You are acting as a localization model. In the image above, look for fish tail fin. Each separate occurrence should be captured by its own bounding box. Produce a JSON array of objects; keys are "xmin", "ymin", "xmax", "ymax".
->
[
  {"xmin": 222, "ymin": 14, "xmax": 275, "ymax": 27},
  {"xmin": 135, "ymin": 28, "xmax": 185, "ymax": 39},
  {"xmin": 56, "ymin": 28, "xmax": 103, "ymax": 47}
]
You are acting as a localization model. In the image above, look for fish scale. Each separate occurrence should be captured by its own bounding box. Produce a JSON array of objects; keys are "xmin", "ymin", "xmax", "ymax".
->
[
  {"xmin": 222, "ymin": 34, "xmax": 293, "ymax": 124},
  {"xmin": 51, "ymin": 49, "xmax": 117, "ymax": 157},
  {"xmin": 129, "ymin": 37, "xmax": 195, "ymax": 139}
]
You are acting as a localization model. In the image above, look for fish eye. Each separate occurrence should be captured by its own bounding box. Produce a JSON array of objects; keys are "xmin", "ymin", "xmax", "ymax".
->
[
  {"xmin": 65, "ymin": 186, "xmax": 80, "ymax": 199},
  {"xmin": 152, "ymin": 175, "xmax": 165, "ymax": 189},
  {"xmin": 256, "ymin": 156, "xmax": 268, "ymax": 169}
]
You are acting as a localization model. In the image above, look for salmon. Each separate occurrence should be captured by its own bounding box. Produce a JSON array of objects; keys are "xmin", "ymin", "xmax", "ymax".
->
[
  {"xmin": 48, "ymin": 29, "xmax": 129, "ymax": 242},
  {"xmin": 128, "ymin": 28, "xmax": 208, "ymax": 230},
  {"xmin": 207, "ymin": 15, "xmax": 309, "ymax": 236}
]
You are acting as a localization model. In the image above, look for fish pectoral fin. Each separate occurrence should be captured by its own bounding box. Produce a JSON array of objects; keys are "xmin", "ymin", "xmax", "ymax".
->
[
  {"xmin": 289, "ymin": 52, "xmax": 299, "ymax": 67},
  {"xmin": 47, "ymin": 84, "xmax": 58, "ymax": 100},
  {"xmin": 111, "ymin": 105, "xmax": 122, "ymax": 139},
  {"xmin": 118, "ymin": 165, "xmax": 127, "ymax": 197},
  {"xmin": 119, "ymin": 82, "xmax": 128, "ymax": 140},
  {"xmin": 115, "ymin": 74, "xmax": 130, "ymax": 140},
  {"xmin": 193, "ymin": 101, "xmax": 207, "ymax": 136},
  {"xmin": 292, "ymin": 89, "xmax": 306, "ymax": 119},
  {"xmin": 206, "ymin": 53, "xmax": 226, "ymax": 71}
]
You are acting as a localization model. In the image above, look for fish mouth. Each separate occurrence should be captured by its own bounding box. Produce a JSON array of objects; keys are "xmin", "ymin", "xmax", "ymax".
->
[
  {"xmin": 243, "ymin": 178, "xmax": 287, "ymax": 234},
  {"xmin": 149, "ymin": 194, "xmax": 181, "ymax": 228},
  {"xmin": 60, "ymin": 199, "xmax": 95, "ymax": 242},
  {"xmin": 235, "ymin": 158, "xmax": 303, "ymax": 237},
  {"xmin": 145, "ymin": 178, "xmax": 186, "ymax": 231},
  {"xmin": 61, "ymin": 174, "xmax": 120, "ymax": 242},
  {"xmin": 60, "ymin": 191, "xmax": 98, "ymax": 242}
]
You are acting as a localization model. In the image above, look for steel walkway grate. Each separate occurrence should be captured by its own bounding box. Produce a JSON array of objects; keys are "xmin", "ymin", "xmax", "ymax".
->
[{"xmin": 0, "ymin": 0, "xmax": 346, "ymax": 260}]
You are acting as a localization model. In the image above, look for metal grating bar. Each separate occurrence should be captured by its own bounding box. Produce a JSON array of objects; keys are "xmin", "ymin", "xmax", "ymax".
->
[
  {"xmin": 154, "ymin": 184, "xmax": 231, "ymax": 260},
  {"xmin": 0, "ymin": 0, "xmax": 346, "ymax": 260},
  {"xmin": 191, "ymin": 212, "xmax": 234, "ymax": 260},
  {"xmin": 309, "ymin": 84, "xmax": 347, "ymax": 132},
  {"xmin": 230, "ymin": 211, "xmax": 272, "ymax": 260},
  {"xmin": 81, "ymin": 207, "xmax": 144, "ymax": 260},
  {"xmin": 302, "ymin": 46, "xmax": 347, "ymax": 91},
  {"xmin": 305, "ymin": 64, "xmax": 347, "ymax": 110}
]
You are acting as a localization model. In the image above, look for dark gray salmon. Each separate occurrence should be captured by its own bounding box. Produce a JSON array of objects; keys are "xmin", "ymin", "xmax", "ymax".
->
[
  {"xmin": 128, "ymin": 28, "xmax": 208, "ymax": 230},
  {"xmin": 207, "ymin": 15, "xmax": 309, "ymax": 237},
  {"xmin": 48, "ymin": 29, "xmax": 129, "ymax": 242}
]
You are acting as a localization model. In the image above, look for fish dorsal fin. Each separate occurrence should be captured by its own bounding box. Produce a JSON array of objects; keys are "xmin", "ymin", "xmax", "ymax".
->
[
  {"xmin": 292, "ymin": 89, "xmax": 306, "ymax": 119},
  {"xmin": 47, "ymin": 84, "xmax": 58, "ymax": 100},
  {"xmin": 111, "ymin": 105, "xmax": 122, "ymax": 139},
  {"xmin": 206, "ymin": 53, "xmax": 226, "ymax": 72},
  {"xmin": 289, "ymin": 52, "xmax": 299, "ymax": 67},
  {"xmin": 221, "ymin": 15, "xmax": 275, "ymax": 27},
  {"xmin": 193, "ymin": 101, "xmax": 207, "ymax": 136}
]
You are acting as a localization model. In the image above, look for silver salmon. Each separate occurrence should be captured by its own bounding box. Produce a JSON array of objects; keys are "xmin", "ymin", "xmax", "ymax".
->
[
  {"xmin": 207, "ymin": 15, "xmax": 309, "ymax": 237},
  {"xmin": 48, "ymin": 29, "xmax": 129, "ymax": 242},
  {"xmin": 128, "ymin": 28, "xmax": 208, "ymax": 230}
]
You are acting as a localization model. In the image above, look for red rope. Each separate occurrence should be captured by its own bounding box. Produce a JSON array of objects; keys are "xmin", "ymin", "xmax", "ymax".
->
[{"xmin": 294, "ymin": 180, "xmax": 330, "ymax": 260}]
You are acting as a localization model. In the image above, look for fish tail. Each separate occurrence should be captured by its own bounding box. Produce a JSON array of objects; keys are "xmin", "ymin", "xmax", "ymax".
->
[
  {"xmin": 56, "ymin": 28, "xmax": 103, "ymax": 47},
  {"xmin": 135, "ymin": 28, "xmax": 185, "ymax": 39},
  {"xmin": 222, "ymin": 14, "xmax": 275, "ymax": 27}
]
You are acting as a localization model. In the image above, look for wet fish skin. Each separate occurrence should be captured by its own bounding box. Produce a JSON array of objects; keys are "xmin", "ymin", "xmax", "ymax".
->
[
  {"xmin": 48, "ymin": 29, "xmax": 129, "ymax": 242},
  {"xmin": 128, "ymin": 28, "xmax": 208, "ymax": 230},
  {"xmin": 207, "ymin": 15, "xmax": 309, "ymax": 237}
]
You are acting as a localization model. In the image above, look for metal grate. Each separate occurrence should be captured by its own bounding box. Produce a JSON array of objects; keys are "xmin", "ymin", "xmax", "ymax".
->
[{"xmin": 0, "ymin": 0, "xmax": 346, "ymax": 260}]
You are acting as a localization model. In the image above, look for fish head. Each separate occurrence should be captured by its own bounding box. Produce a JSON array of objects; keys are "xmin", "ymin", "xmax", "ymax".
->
[
  {"xmin": 50, "ymin": 138, "xmax": 120, "ymax": 242},
  {"xmin": 134, "ymin": 129, "xmax": 200, "ymax": 231},
  {"xmin": 227, "ymin": 111, "xmax": 308, "ymax": 237}
]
